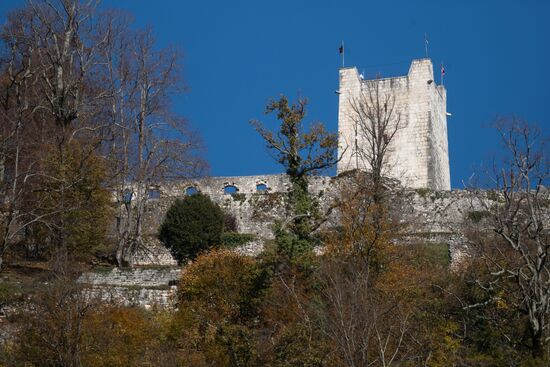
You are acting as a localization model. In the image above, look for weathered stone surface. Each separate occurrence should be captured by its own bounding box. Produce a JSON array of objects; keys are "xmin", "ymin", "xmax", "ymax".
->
[
  {"xmin": 140, "ymin": 174, "xmax": 332, "ymax": 241},
  {"xmin": 78, "ymin": 267, "xmax": 181, "ymax": 309},
  {"xmin": 138, "ymin": 174, "xmax": 481, "ymax": 265},
  {"xmin": 337, "ymin": 59, "xmax": 451, "ymax": 190},
  {"xmin": 79, "ymin": 267, "xmax": 181, "ymax": 288},
  {"xmin": 132, "ymin": 238, "xmax": 177, "ymax": 267},
  {"xmin": 82, "ymin": 286, "xmax": 177, "ymax": 309}
]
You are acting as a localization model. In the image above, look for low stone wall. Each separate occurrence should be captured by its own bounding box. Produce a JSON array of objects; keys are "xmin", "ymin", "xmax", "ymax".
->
[
  {"xmin": 78, "ymin": 267, "xmax": 181, "ymax": 309},
  {"xmin": 82, "ymin": 286, "xmax": 177, "ymax": 309},
  {"xmin": 79, "ymin": 267, "xmax": 181, "ymax": 287}
]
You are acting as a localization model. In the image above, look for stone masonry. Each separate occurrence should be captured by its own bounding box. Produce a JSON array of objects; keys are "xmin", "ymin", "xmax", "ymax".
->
[
  {"xmin": 79, "ymin": 176, "xmax": 489, "ymax": 309},
  {"xmin": 78, "ymin": 267, "xmax": 180, "ymax": 309},
  {"xmin": 140, "ymin": 174, "xmax": 483, "ymax": 264},
  {"xmin": 78, "ymin": 58, "xmax": 458, "ymax": 309},
  {"xmin": 337, "ymin": 59, "xmax": 451, "ymax": 190}
]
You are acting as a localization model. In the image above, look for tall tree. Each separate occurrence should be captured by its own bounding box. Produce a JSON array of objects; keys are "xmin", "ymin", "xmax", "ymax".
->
[
  {"xmin": 0, "ymin": 8, "xmax": 41, "ymax": 270},
  {"xmin": 0, "ymin": 0, "xmax": 205, "ymax": 270},
  {"xmin": 104, "ymin": 26, "xmax": 205, "ymax": 267},
  {"xmin": 16, "ymin": 0, "xmax": 111, "ymax": 272},
  {"xmin": 251, "ymin": 95, "xmax": 338, "ymax": 258}
]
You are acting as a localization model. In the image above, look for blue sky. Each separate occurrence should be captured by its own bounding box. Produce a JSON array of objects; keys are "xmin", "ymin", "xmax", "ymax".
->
[{"xmin": 1, "ymin": 0, "xmax": 549, "ymax": 188}]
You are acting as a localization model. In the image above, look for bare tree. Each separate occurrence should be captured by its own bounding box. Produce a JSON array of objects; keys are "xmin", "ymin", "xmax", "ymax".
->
[
  {"xmin": 16, "ymin": 0, "xmax": 113, "ymax": 273},
  {"xmin": 0, "ymin": 8, "xmax": 40, "ymax": 270},
  {"xmin": 471, "ymin": 118, "xmax": 550, "ymax": 359},
  {"xmin": 0, "ymin": 1, "xmax": 107, "ymax": 270},
  {"xmin": 318, "ymin": 257, "xmax": 412, "ymax": 367},
  {"xmin": 104, "ymin": 27, "xmax": 205, "ymax": 267},
  {"xmin": 317, "ymin": 177, "xmax": 417, "ymax": 367},
  {"xmin": 348, "ymin": 77, "xmax": 403, "ymax": 201},
  {"xmin": 0, "ymin": 1, "xmax": 205, "ymax": 270},
  {"xmin": 15, "ymin": 276, "xmax": 96, "ymax": 367}
]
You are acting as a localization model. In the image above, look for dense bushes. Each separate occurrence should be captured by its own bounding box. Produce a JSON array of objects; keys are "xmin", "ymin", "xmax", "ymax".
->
[
  {"xmin": 158, "ymin": 194, "xmax": 224, "ymax": 262},
  {"xmin": 174, "ymin": 249, "xmax": 268, "ymax": 366},
  {"xmin": 4, "ymin": 279, "xmax": 177, "ymax": 367}
]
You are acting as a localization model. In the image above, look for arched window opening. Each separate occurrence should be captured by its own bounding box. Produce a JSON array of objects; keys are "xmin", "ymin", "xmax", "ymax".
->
[
  {"xmin": 148, "ymin": 189, "xmax": 161, "ymax": 200},
  {"xmin": 223, "ymin": 185, "xmax": 239, "ymax": 195},
  {"xmin": 185, "ymin": 186, "xmax": 199, "ymax": 196},
  {"xmin": 256, "ymin": 183, "xmax": 268, "ymax": 192}
]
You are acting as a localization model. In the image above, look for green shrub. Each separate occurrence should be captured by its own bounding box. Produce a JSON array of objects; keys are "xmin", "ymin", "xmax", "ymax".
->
[
  {"xmin": 232, "ymin": 193, "xmax": 247, "ymax": 202},
  {"xmin": 158, "ymin": 194, "xmax": 224, "ymax": 262},
  {"xmin": 221, "ymin": 232, "xmax": 256, "ymax": 248},
  {"xmin": 415, "ymin": 188, "xmax": 431, "ymax": 198}
]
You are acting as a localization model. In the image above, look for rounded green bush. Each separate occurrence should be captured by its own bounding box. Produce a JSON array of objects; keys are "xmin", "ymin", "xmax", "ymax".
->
[{"xmin": 158, "ymin": 194, "xmax": 224, "ymax": 262}]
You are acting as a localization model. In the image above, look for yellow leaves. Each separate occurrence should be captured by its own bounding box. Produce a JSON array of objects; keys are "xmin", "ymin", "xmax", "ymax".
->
[
  {"xmin": 178, "ymin": 249, "xmax": 259, "ymax": 321},
  {"xmin": 174, "ymin": 249, "xmax": 266, "ymax": 366},
  {"xmin": 426, "ymin": 321, "xmax": 461, "ymax": 367},
  {"xmin": 81, "ymin": 306, "xmax": 175, "ymax": 367},
  {"xmin": 496, "ymin": 291, "xmax": 508, "ymax": 310}
]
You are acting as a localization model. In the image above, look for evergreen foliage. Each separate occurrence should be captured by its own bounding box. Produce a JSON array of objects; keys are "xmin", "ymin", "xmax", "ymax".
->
[
  {"xmin": 158, "ymin": 194, "xmax": 224, "ymax": 262},
  {"xmin": 251, "ymin": 95, "xmax": 338, "ymax": 263}
]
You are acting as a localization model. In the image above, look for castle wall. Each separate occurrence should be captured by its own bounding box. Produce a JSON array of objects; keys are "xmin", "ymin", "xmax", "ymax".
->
[
  {"xmin": 337, "ymin": 59, "xmax": 451, "ymax": 190},
  {"xmin": 88, "ymin": 174, "xmax": 510, "ymax": 308},
  {"xmin": 140, "ymin": 174, "xmax": 333, "ymax": 244},
  {"xmin": 138, "ymin": 174, "xmax": 478, "ymax": 264}
]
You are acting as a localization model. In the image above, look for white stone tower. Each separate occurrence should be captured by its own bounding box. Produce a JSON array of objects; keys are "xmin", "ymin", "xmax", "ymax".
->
[{"xmin": 337, "ymin": 58, "xmax": 451, "ymax": 190}]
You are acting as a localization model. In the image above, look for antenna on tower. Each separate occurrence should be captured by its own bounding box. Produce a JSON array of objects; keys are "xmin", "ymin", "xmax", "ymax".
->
[{"xmin": 424, "ymin": 33, "xmax": 429, "ymax": 58}]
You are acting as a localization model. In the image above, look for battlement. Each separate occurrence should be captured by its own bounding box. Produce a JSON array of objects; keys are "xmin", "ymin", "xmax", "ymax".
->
[{"xmin": 337, "ymin": 58, "xmax": 451, "ymax": 190}]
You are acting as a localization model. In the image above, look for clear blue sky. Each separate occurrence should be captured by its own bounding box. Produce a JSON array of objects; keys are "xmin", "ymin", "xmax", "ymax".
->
[{"xmin": 2, "ymin": 0, "xmax": 549, "ymax": 188}]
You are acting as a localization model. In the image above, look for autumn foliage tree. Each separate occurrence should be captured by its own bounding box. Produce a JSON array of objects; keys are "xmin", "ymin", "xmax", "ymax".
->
[
  {"xmin": 173, "ymin": 249, "xmax": 268, "ymax": 366},
  {"xmin": 0, "ymin": 0, "xmax": 204, "ymax": 270},
  {"xmin": 7, "ymin": 281, "xmax": 177, "ymax": 367},
  {"xmin": 0, "ymin": 0, "xmax": 115, "ymax": 271}
]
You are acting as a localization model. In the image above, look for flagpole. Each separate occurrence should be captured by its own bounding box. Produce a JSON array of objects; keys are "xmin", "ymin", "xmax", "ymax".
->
[
  {"xmin": 342, "ymin": 41, "xmax": 345, "ymax": 68},
  {"xmin": 441, "ymin": 62, "xmax": 444, "ymax": 86}
]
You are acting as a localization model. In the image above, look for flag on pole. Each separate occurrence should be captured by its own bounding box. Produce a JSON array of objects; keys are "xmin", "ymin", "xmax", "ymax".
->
[{"xmin": 441, "ymin": 64, "xmax": 446, "ymax": 76}]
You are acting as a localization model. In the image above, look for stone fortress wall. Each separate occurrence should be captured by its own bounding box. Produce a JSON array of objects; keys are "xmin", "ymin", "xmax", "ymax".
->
[
  {"xmin": 142, "ymin": 174, "xmax": 332, "ymax": 240},
  {"xmin": 77, "ymin": 176, "xmax": 550, "ymax": 308},
  {"xmin": 78, "ymin": 58, "xmax": 459, "ymax": 308},
  {"xmin": 139, "ymin": 173, "xmax": 478, "ymax": 263},
  {"xmin": 337, "ymin": 59, "xmax": 451, "ymax": 190}
]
